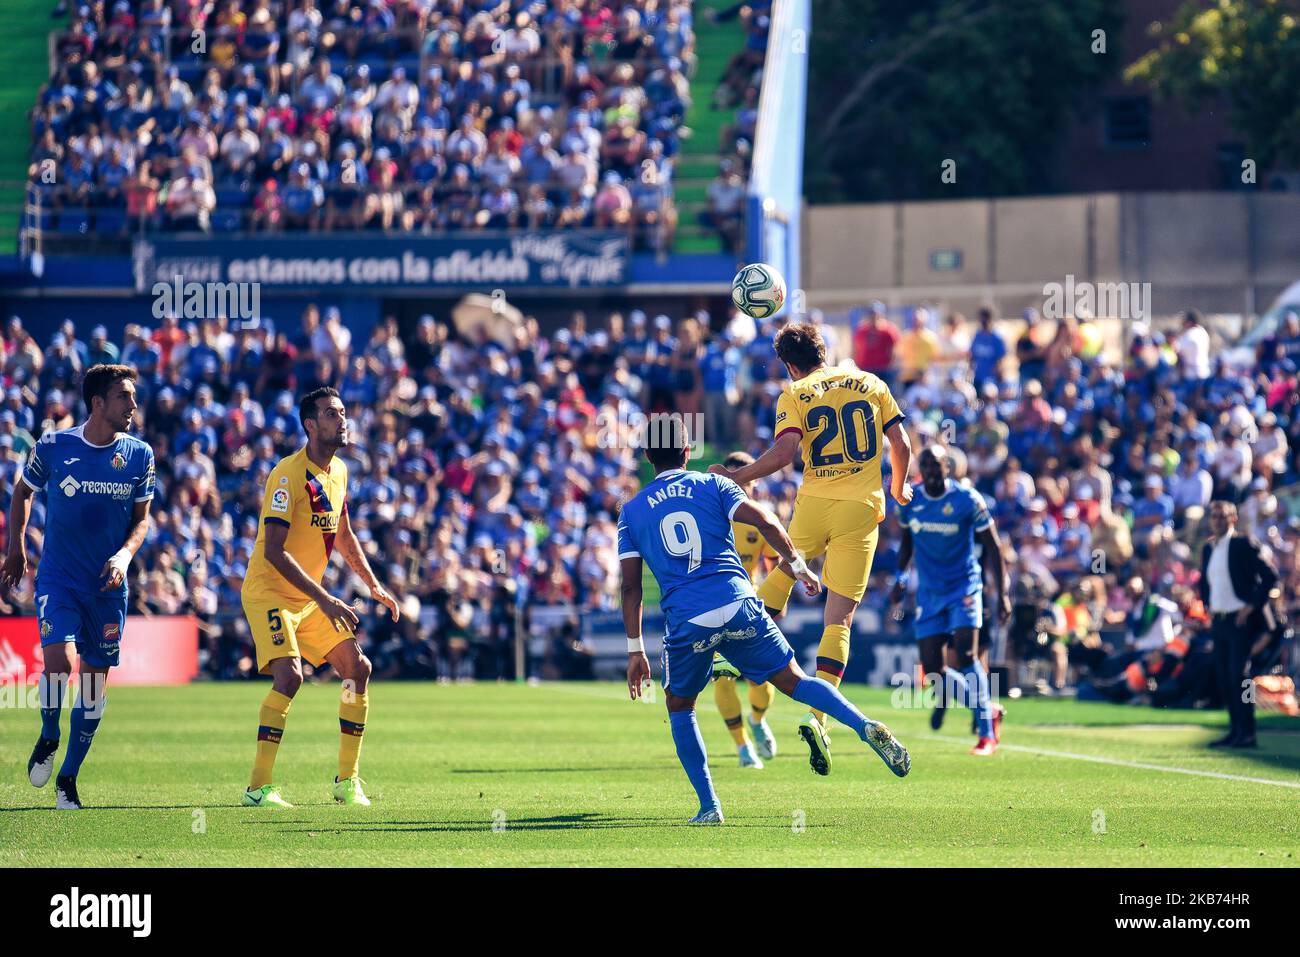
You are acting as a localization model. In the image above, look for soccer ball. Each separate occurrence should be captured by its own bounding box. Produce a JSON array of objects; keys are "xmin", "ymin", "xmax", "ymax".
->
[{"xmin": 731, "ymin": 263, "xmax": 787, "ymax": 320}]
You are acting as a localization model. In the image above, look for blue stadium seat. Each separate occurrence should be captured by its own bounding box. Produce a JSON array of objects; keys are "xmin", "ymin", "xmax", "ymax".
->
[
  {"xmin": 94, "ymin": 209, "xmax": 126, "ymax": 233},
  {"xmin": 56, "ymin": 211, "xmax": 90, "ymax": 234},
  {"xmin": 211, "ymin": 208, "xmax": 245, "ymax": 231}
]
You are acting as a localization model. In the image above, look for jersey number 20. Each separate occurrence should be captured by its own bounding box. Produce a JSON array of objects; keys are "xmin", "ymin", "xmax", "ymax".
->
[
  {"xmin": 660, "ymin": 510, "xmax": 702, "ymax": 573},
  {"xmin": 808, "ymin": 400, "xmax": 877, "ymax": 467}
]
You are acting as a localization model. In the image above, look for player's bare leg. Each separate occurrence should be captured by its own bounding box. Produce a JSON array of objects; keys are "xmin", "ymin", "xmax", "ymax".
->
[
  {"xmin": 29, "ymin": 642, "xmax": 72, "ymax": 789},
  {"xmin": 666, "ymin": 691, "xmax": 723, "ymax": 823},
  {"xmin": 243, "ymin": 656, "xmax": 301, "ymax": 808},
  {"xmin": 326, "ymin": 638, "xmax": 373, "ymax": 805},
  {"xmin": 766, "ymin": 661, "xmax": 909, "ymax": 777}
]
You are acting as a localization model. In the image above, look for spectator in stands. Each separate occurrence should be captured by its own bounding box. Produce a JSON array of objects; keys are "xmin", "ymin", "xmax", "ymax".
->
[{"xmin": 852, "ymin": 302, "xmax": 899, "ymax": 386}]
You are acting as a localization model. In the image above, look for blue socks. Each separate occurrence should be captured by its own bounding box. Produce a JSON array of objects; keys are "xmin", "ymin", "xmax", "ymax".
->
[
  {"xmin": 668, "ymin": 710, "xmax": 719, "ymax": 815},
  {"xmin": 941, "ymin": 665, "xmax": 994, "ymax": 738},
  {"xmin": 962, "ymin": 662, "xmax": 994, "ymax": 739},
  {"xmin": 791, "ymin": 676, "xmax": 871, "ymax": 740},
  {"xmin": 58, "ymin": 684, "xmax": 106, "ymax": 780},
  {"xmin": 38, "ymin": 673, "xmax": 66, "ymax": 741}
]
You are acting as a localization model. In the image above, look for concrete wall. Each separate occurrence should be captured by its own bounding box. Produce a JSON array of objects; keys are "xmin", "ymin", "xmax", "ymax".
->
[{"xmin": 805, "ymin": 192, "xmax": 1300, "ymax": 321}]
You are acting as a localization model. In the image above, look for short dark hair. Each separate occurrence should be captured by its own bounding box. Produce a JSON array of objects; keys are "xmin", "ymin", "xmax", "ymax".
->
[
  {"xmin": 82, "ymin": 364, "xmax": 137, "ymax": 410},
  {"xmin": 774, "ymin": 323, "xmax": 826, "ymax": 374},
  {"xmin": 299, "ymin": 386, "xmax": 341, "ymax": 431},
  {"xmin": 723, "ymin": 450, "xmax": 754, "ymax": 470},
  {"xmin": 642, "ymin": 413, "xmax": 690, "ymax": 469}
]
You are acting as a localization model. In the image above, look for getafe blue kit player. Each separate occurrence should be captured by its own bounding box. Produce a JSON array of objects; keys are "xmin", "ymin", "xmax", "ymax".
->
[
  {"xmin": 2, "ymin": 365, "xmax": 155, "ymax": 809},
  {"xmin": 891, "ymin": 446, "xmax": 1010, "ymax": 755},
  {"xmin": 618, "ymin": 417, "xmax": 910, "ymax": 823}
]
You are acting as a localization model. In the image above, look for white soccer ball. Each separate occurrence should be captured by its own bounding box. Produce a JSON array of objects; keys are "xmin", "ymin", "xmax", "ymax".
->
[{"xmin": 731, "ymin": 262, "xmax": 787, "ymax": 320}]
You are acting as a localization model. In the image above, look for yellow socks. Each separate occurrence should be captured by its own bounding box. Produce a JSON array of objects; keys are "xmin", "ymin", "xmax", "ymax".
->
[
  {"xmin": 810, "ymin": 624, "xmax": 851, "ymax": 725},
  {"xmin": 250, "ymin": 689, "xmax": 293, "ymax": 790},
  {"xmin": 713, "ymin": 678, "xmax": 749, "ymax": 746},
  {"xmin": 756, "ymin": 566, "xmax": 796, "ymax": 617},
  {"xmin": 338, "ymin": 691, "xmax": 369, "ymax": 780},
  {"xmin": 748, "ymin": 680, "xmax": 775, "ymax": 719}
]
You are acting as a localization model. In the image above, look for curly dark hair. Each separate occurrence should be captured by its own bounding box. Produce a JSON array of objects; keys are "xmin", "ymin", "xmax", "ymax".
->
[{"xmin": 773, "ymin": 323, "xmax": 826, "ymax": 374}]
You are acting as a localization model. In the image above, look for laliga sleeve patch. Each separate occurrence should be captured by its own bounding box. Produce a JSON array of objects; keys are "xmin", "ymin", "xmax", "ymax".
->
[{"xmin": 270, "ymin": 488, "xmax": 290, "ymax": 513}]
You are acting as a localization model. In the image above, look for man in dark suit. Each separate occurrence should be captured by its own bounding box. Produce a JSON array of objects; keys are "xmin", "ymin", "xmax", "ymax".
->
[{"xmin": 1198, "ymin": 500, "xmax": 1280, "ymax": 748}]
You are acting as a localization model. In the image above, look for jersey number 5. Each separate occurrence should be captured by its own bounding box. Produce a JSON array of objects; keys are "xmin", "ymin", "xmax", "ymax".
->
[
  {"xmin": 808, "ymin": 400, "xmax": 877, "ymax": 467},
  {"xmin": 660, "ymin": 510, "xmax": 702, "ymax": 573}
]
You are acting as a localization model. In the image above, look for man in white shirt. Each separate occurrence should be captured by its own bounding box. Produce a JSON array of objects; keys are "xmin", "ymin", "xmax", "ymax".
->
[
  {"xmin": 1198, "ymin": 501, "xmax": 1280, "ymax": 748},
  {"xmin": 1174, "ymin": 309, "xmax": 1211, "ymax": 382}
]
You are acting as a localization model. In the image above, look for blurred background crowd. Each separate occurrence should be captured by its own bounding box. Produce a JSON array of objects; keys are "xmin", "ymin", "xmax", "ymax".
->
[{"xmin": 0, "ymin": 301, "xmax": 1296, "ymax": 703}]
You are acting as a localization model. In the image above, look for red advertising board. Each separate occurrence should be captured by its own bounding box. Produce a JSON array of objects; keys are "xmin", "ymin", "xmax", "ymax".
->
[{"xmin": 0, "ymin": 616, "xmax": 200, "ymax": 685}]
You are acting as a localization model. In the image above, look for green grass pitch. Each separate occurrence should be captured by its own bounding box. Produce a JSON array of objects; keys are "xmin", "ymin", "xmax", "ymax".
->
[{"xmin": 2, "ymin": 681, "xmax": 1298, "ymax": 867}]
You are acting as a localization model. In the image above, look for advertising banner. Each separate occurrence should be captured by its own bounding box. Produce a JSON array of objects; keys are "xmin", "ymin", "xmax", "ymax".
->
[
  {"xmin": 134, "ymin": 231, "xmax": 630, "ymax": 294},
  {"xmin": 0, "ymin": 616, "xmax": 200, "ymax": 686}
]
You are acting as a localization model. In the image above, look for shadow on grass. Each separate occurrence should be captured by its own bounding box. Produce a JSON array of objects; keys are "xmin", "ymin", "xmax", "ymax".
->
[
  {"xmin": 450, "ymin": 766, "xmax": 672, "ymax": 774},
  {"xmin": 247, "ymin": 812, "xmax": 829, "ymax": 833}
]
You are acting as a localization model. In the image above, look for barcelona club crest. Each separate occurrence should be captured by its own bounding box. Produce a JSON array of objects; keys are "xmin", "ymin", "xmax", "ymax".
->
[{"xmin": 111, "ymin": 451, "xmax": 127, "ymax": 470}]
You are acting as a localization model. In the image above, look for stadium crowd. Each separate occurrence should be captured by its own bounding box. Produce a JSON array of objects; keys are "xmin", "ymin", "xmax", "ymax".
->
[
  {"xmin": 0, "ymin": 301, "xmax": 1297, "ymax": 701},
  {"xmin": 32, "ymin": 0, "xmax": 696, "ymax": 250}
]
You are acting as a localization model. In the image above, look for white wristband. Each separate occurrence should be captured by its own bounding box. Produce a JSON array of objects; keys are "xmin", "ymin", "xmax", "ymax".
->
[
  {"xmin": 627, "ymin": 636, "xmax": 645, "ymax": 654},
  {"xmin": 789, "ymin": 555, "xmax": 809, "ymax": 578},
  {"xmin": 108, "ymin": 548, "xmax": 132, "ymax": 577}
]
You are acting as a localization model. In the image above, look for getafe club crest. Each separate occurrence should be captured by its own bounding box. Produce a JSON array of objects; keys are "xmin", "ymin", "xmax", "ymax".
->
[
  {"xmin": 111, "ymin": 452, "xmax": 127, "ymax": 470},
  {"xmin": 942, "ymin": 502, "xmax": 954, "ymax": 515},
  {"xmin": 40, "ymin": 619, "xmax": 52, "ymax": 638}
]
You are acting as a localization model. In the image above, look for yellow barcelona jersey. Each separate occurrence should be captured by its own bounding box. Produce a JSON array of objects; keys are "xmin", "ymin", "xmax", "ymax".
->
[
  {"xmin": 774, "ymin": 366, "xmax": 904, "ymax": 518},
  {"xmin": 731, "ymin": 519, "xmax": 777, "ymax": 582},
  {"xmin": 243, "ymin": 447, "xmax": 349, "ymax": 610}
]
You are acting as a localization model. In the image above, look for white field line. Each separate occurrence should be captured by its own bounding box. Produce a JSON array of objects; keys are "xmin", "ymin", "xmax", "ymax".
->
[{"xmin": 922, "ymin": 733, "xmax": 1300, "ymax": 789}]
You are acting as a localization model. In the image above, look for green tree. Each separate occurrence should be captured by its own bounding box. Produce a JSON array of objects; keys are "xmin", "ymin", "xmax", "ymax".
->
[
  {"xmin": 805, "ymin": 0, "xmax": 1125, "ymax": 203},
  {"xmin": 1126, "ymin": 0, "xmax": 1300, "ymax": 171}
]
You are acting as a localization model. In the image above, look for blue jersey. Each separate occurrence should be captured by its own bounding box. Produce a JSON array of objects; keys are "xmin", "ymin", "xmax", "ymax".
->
[
  {"xmin": 617, "ymin": 469, "xmax": 755, "ymax": 631},
  {"xmin": 21, "ymin": 425, "xmax": 155, "ymax": 596},
  {"xmin": 898, "ymin": 479, "xmax": 990, "ymax": 596}
]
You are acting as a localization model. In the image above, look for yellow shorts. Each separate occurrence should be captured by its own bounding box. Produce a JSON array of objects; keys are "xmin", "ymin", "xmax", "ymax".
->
[
  {"xmin": 786, "ymin": 494, "xmax": 881, "ymax": 602},
  {"xmin": 242, "ymin": 596, "xmax": 354, "ymax": 674}
]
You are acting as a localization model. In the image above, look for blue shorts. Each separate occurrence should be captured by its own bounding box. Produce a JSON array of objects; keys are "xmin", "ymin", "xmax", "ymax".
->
[
  {"xmin": 914, "ymin": 587, "xmax": 982, "ymax": 641},
  {"xmin": 36, "ymin": 584, "xmax": 128, "ymax": 669},
  {"xmin": 661, "ymin": 598, "xmax": 794, "ymax": 699}
]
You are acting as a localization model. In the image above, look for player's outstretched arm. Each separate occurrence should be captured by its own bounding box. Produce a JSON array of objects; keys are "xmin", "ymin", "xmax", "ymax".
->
[
  {"xmin": 976, "ymin": 524, "xmax": 1012, "ymax": 623},
  {"xmin": 620, "ymin": 556, "xmax": 650, "ymax": 699},
  {"xmin": 263, "ymin": 521, "xmax": 360, "ymax": 633},
  {"xmin": 0, "ymin": 480, "xmax": 35, "ymax": 589},
  {"xmin": 337, "ymin": 506, "xmax": 399, "ymax": 621},
  {"xmin": 885, "ymin": 420, "xmax": 913, "ymax": 506},
  {"xmin": 732, "ymin": 499, "xmax": 820, "ymax": 597},
  {"xmin": 708, "ymin": 430, "xmax": 800, "ymax": 486},
  {"xmin": 100, "ymin": 498, "xmax": 152, "ymax": 591}
]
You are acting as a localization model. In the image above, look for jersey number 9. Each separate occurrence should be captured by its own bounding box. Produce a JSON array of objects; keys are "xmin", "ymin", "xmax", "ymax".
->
[{"xmin": 660, "ymin": 510, "xmax": 702, "ymax": 573}]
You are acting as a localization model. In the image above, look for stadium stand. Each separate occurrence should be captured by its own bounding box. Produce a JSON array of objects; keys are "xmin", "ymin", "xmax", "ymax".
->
[
  {"xmin": 0, "ymin": 305, "xmax": 1296, "ymax": 698},
  {"xmin": 25, "ymin": 0, "xmax": 720, "ymax": 252}
]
